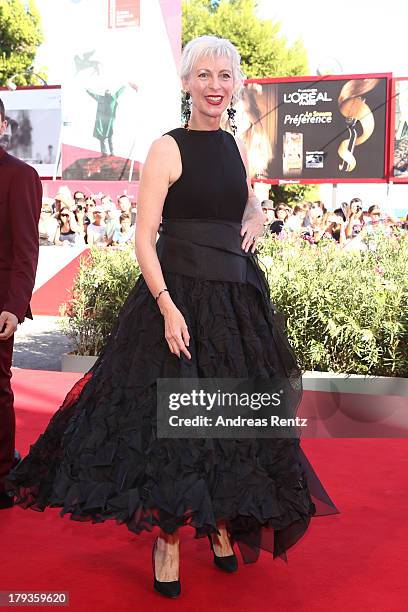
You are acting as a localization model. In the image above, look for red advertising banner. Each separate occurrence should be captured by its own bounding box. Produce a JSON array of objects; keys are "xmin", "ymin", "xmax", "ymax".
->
[
  {"xmin": 390, "ymin": 77, "xmax": 408, "ymax": 182},
  {"xmin": 237, "ymin": 73, "xmax": 392, "ymax": 184},
  {"xmin": 108, "ymin": 0, "xmax": 140, "ymax": 29}
]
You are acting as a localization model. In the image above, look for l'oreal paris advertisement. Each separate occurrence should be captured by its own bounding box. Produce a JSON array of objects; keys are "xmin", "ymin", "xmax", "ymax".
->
[{"xmin": 236, "ymin": 75, "xmax": 389, "ymax": 183}]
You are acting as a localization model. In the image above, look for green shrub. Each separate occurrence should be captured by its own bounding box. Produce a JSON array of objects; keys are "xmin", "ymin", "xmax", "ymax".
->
[
  {"xmin": 60, "ymin": 247, "xmax": 140, "ymax": 356},
  {"xmin": 257, "ymin": 228, "xmax": 408, "ymax": 376}
]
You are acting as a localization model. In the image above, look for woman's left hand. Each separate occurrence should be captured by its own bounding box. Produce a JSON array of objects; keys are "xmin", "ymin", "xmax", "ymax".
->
[
  {"xmin": 235, "ymin": 137, "xmax": 267, "ymax": 252},
  {"xmin": 241, "ymin": 209, "xmax": 265, "ymax": 253}
]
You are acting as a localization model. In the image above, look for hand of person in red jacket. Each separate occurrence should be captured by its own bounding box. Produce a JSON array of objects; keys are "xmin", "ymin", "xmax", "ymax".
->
[{"xmin": 0, "ymin": 311, "xmax": 18, "ymax": 340}]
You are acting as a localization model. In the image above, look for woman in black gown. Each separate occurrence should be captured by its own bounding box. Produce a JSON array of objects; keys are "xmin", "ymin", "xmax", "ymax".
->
[{"xmin": 6, "ymin": 35, "xmax": 338, "ymax": 598}]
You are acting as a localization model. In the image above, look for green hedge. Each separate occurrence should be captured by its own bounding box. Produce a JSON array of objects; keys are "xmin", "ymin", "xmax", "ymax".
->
[
  {"xmin": 258, "ymin": 227, "xmax": 408, "ymax": 376},
  {"xmin": 62, "ymin": 230, "xmax": 408, "ymax": 377}
]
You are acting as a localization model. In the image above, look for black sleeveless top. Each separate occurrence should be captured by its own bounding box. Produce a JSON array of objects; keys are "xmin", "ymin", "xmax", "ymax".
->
[{"xmin": 162, "ymin": 128, "xmax": 248, "ymax": 222}]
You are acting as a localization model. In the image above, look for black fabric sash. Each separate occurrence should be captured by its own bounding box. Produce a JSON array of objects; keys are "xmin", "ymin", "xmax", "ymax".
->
[
  {"xmin": 156, "ymin": 217, "xmax": 299, "ymax": 383},
  {"xmin": 156, "ymin": 218, "xmax": 276, "ymax": 317}
]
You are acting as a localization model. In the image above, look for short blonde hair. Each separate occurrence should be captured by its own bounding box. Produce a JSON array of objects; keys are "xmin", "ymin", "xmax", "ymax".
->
[{"xmin": 181, "ymin": 35, "xmax": 246, "ymax": 103}]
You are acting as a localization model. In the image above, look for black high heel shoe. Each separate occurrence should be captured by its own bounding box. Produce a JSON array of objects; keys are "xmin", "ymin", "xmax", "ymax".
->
[
  {"xmin": 152, "ymin": 537, "xmax": 181, "ymax": 598},
  {"xmin": 208, "ymin": 534, "xmax": 238, "ymax": 573}
]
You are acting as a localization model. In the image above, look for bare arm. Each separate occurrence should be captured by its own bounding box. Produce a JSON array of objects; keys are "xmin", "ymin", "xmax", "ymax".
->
[
  {"xmin": 338, "ymin": 221, "xmax": 347, "ymax": 246},
  {"xmin": 345, "ymin": 216, "xmax": 353, "ymax": 239},
  {"xmin": 385, "ymin": 212, "xmax": 399, "ymax": 225},
  {"xmin": 135, "ymin": 137, "xmax": 175, "ymax": 304},
  {"xmin": 87, "ymin": 226, "xmax": 95, "ymax": 246},
  {"xmin": 235, "ymin": 138, "xmax": 265, "ymax": 253},
  {"xmin": 54, "ymin": 226, "xmax": 62, "ymax": 245},
  {"xmin": 135, "ymin": 136, "xmax": 191, "ymax": 359},
  {"xmin": 345, "ymin": 213, "xmax": 359, "ymax": 239}
]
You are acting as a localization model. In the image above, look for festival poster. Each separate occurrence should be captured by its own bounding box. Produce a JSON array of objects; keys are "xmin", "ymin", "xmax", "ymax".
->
[
  {"xmin": 392, "ymin": 78, "xmax": 408, "ymax": 181},
  {"xmin": 0, "ymin": 86, "xmax": 62, "ymax": 178},
  {"xmin": 236, "ymin": 74, "xmax": 390, "ymax": 183},
  {"xmin": 34, "ymin": 0, "xmax": 181, "ymax": 182}
]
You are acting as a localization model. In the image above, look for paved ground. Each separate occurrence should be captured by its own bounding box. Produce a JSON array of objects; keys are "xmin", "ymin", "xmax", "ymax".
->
[{"xmin": 13, "ymin": 316, "xmax": 73, "ymax": 371}]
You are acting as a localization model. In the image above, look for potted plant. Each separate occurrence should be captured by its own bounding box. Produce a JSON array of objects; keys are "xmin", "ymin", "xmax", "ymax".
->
[{"xmin": 60, "ymin": 246, "xmax": 140, "ymax": 372}]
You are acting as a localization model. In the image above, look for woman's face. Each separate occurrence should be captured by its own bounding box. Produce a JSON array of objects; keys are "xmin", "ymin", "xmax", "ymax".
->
[
  {"xmin": 276, "ymin": 208, "xmax": 287, "ymax": 220},
  {"xmin": 262, "ymin": 208, "xmax": 274, "ymax": 224},
  {"xmin": 184, "ymin": 55, "xmax": 234, "ymax": 122},
  {"xmin": 93, "ymin": 209, "xmax": 103, "ymax": 224},
  {"xmin": 309, "ymin": 202, "xmax": 323, "ymax": 220},
  {"xmin": 370, "ymin": 208, "xmax": 381, "ymax": 219},
  {"xmin": 351, "ymin": 201, "xmax": 362, "ymax": 215},
  {"xmin": 60, "ymin": 208, "xmax": 71, "ymax": 225},
  {"xmin": 310, "ymin": 205, "xmax": 323, "ymax": 222}
]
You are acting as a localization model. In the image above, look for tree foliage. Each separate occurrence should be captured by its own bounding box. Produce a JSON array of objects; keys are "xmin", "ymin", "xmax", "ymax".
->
[
  {"xmin": 182, "ymin": 0, "xmax": 308, "ymax": 78},
  {"xmin": 268, "ymin": 184, "xmax": 320, "ymax": 206},
  {"xmin": 0, "ymin": 0, "xmax": 44, "ymax": 87}
]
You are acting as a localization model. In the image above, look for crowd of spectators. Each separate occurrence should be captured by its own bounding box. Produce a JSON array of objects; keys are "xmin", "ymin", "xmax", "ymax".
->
[
  {"xmin": 261, "ymin": 197, "xmax": 407, "ymax": 250},
  {"xmin": 39, "ymin": 187, "xmax": 406, "ymax": 252},
  {"xmin": 39, "ymin": 187, "xmax": 136, "ymax": 248}
]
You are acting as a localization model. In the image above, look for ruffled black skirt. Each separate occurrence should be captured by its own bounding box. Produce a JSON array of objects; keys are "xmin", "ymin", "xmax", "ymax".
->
[{"xmin": 6, "ymin": 219, "xmax": 338, "ymax": 563}]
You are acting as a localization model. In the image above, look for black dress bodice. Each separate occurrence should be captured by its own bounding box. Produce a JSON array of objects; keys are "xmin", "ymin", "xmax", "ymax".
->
[{"xmin": 162, "ymin": 128, "xmax": 248, "ymax": 222}]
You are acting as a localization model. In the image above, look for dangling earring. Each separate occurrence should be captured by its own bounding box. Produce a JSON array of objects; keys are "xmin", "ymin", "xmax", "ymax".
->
[
  {"xmin": 182, "ymin": 91, "xmax": 191, "ymax": 130},
  {"xmin": 227, "ymin": 100, "xmax": 237, "ymax": 136}
]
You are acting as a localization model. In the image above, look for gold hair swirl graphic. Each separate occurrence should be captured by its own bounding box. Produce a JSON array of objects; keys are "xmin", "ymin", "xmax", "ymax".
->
[{"xmin": 338, "ymin": 79, "xmax": 379, "ymax": 172}]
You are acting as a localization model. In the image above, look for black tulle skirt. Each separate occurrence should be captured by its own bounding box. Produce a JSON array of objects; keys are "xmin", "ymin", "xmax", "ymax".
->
[{"xmin": 6, "ymin": 220, "xmax": 339, "ymax": 563}]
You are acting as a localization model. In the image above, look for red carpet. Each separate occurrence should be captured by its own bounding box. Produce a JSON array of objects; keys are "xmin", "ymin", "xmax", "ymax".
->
[{"xmin": 1, "ymin": 368, "xmax": 407, "ymax": 611}]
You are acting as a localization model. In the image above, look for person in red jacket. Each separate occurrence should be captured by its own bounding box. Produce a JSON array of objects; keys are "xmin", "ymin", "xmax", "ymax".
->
[{"xmin": 0, "ymin": 97, "xmax": 42, "ymax": 509}]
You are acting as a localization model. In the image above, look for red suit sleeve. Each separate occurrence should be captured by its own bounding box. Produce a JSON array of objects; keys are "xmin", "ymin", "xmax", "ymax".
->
[{"xmin": 3, "ymin": 165, "xmax": 42, "ymax": 322}]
